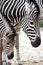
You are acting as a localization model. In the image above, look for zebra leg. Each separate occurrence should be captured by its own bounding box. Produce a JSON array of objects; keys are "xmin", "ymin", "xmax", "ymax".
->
[{"xmin": 15, "ymin": 34, "xmax": 22, "ymax": 65}]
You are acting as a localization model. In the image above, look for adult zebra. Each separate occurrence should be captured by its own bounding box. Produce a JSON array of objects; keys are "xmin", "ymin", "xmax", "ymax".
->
[{"xmin": 0, "ymin": 0, "xmax": 41, "ymax": 65}]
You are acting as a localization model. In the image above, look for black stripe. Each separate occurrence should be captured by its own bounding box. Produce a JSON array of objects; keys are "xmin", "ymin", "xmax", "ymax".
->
[
  {"xmin": 27, "ymin": 29, "xmax": 34, "ymax": 31},
  {"xmin": 28, "ymin": 35, "xmax": 35, "ymax": 37},
  {"xmin": 29, "ymin": 25, "xmax": 35, "ymax": 30}
]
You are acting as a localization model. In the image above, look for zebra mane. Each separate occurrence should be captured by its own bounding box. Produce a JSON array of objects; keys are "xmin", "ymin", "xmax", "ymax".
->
[
  {"xmin": 27, "ymin": 0, "xmax": 40, "ymax": 15},
  {"xmin": 27, "ymin": 0, "xmax": 36, "ymax": 4}
]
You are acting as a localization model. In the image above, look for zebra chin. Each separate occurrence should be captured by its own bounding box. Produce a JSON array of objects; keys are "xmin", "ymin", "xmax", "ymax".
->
[
  {"xmin": 31, "ymin": 36, "xmax": 41, "ymax": 47},
  {"xmin": 7, "ymin": 52, "xmax": 14, "ymax": 60}
]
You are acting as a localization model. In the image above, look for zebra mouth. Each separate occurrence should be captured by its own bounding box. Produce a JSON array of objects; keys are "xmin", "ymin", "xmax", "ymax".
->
[
  {"xmin": 7, "ymin": 52, "xmax": 14, "ymax": 60},
  {"xmin": 31, "ymin": 36, "xmax": 41, "ymax": 47}
]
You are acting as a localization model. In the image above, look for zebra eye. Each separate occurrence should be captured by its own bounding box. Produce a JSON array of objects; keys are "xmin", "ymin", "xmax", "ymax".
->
[
  {"xmin": 6, "ymin": 32, "xmax": 9, "ymax": 36},
  {"xmin": 30, "ymin": 22, "xmax": 33, "ymax": 24}
]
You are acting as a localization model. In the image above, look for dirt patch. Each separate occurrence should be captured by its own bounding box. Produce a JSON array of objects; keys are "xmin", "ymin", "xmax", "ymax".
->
[{"xmin": 12, "ymin": 60, "xmax": 43, "ymax": 65}]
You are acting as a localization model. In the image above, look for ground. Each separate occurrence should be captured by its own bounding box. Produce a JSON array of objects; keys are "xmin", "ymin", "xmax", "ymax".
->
[{"xmin": 12, "ymin": 61, "xmax": 43, "ymax": 65}]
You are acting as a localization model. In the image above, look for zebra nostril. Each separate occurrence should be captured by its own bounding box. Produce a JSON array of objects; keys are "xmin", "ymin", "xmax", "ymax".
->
[
  {"xmin": 7, "ymin": 52, "xmax": 14, "ymax": 60},
  {"xmin": 7, "ymin": 43, "xmax": 9, "ymax": 45},
  {"xmin": 31, "ymin": 36, "xmax": 41, "ymax": 47}
]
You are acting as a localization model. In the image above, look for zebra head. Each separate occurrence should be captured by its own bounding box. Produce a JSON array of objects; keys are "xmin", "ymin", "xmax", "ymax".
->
[
  {"xmin": 6, "ymin": 32, "xmax": 15, "ymax": 60},
  {"xmin": 21, "ymin": 13, "xmax": 41, "ymax": 47},
  {"xmin": 23, "ymin": 0, "xmax": 41, "ymax": 47},
  {"xmin": 2, "ymin": 32, "xmax": 15, "ymax": 60}
]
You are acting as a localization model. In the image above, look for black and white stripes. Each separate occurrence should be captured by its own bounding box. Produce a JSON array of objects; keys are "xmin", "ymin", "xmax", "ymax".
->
[
  {"xmin": 0, "ymin": 1, "xmax": 41, "ymax": 64},
  {"xmin": 21, "ymin": 14, "xmax": 36, "ymax": 42},
  {"xmin": 0, "ymin": 14, "xmax": 15, "ymax": 60},
  {"xmin": 0, "ymin": 16, "xmax": 6, "ymax": 35},
  {"xmin": 1, "ymin": 0, "xmax": 25, "ymax": 24},
  {"xmin": 0, "ymin": 0, "xmax": 41, "ymax": 47}
]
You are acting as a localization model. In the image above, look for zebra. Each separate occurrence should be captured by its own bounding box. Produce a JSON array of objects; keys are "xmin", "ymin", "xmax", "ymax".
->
[
  {"xmin": 24, "ymin": 0, "xmax": 41, "ymax": 47},
  {"xmin": 0, "ymin": 14, "xmax": 15, "ymax": 65},
  {"xmin": 0, "ymin": 0, "xmax": 41, "ymax": 65}
]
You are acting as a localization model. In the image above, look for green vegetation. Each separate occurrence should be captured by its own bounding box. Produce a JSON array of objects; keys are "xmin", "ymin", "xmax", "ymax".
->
[{"xmin": 40, "ymin": 20, "xmax": 43, "ymax": 27}]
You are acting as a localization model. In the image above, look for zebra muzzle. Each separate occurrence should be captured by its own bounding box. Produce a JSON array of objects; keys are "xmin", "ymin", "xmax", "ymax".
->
[
  {"xmin": 31, "ymin": 36, "xmax": 41, "ymax": 47},
  {"xmin": 7, "ymin": 52, "xmax": 14, "ymax": 60}
]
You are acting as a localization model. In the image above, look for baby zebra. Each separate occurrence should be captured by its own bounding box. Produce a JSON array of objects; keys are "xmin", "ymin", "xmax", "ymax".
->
[
  {"xmin": 0, "ymin": 13, "xmax": 16, "ymax": 65},
  {"xmin": 0, "ymin": 0, "xmax": 41, "ymax": 65}
]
